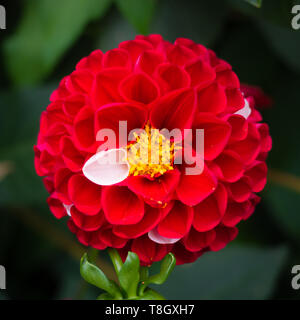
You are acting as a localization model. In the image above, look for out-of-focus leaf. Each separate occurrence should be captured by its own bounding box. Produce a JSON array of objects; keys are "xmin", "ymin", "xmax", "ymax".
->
[
  {"xmin": 218, "ymin": 24, "xmax": 278, "ymax": 89},
  {"xmin": 0, "ymin": 85, "xmax": 54, "ymax": 205},
  {"xmin": 0, "ymin": 85, "xmax": 55, "ymax": 148},
  {"xmin": 228, "ymin": 0, "xmax": 293, "ymax": 27},
  {"xmin": 96, "ymin": 10, "xmax": 137, "ymax": 52},
  {"xmin": 244, "ymin": 0, "xmax": 262, "ymax": 8},
  {"xmin": 3, "ymin": 0, "xmax": 112, "ymax": 86},
  {"xmin": 259, "ymin": 20, "xmax": 300, "ymax": 73},
  {"xmin": 157, "ymin": 245, "xmax": 288, "ymax": 300},
  {"xmin": 265, "ymin": 184, "xmax": 300, "ymax": 244},
  {"xmin": 115, "ymin": 0, "xmax": 156, "ymax": 34},
  {"xmin": 151, "ymin": 0, "xmax": 229, "ymax": 46},
  {"xmin": 0, "ymin": 140, "xmax": 48, "ymax": 206}
]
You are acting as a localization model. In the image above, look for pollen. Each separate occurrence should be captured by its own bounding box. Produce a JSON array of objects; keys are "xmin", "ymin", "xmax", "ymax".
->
[{"xmin": 127, "ymin": 123, "xmax": 180, "ymax": 178}]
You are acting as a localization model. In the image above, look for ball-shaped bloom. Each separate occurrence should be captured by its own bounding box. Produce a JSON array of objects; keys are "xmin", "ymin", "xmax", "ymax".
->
[{"xmin": 34, "ymin": 35, "xmax": 272, "ymax": 265}]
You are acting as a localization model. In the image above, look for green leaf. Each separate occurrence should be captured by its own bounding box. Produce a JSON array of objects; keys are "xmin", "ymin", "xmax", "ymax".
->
[
  {"xmin": 118, "ymin": 252, "xmax": 140, "ymax": 299},
  {"xmin": 157, "ymin": 245, "xmax": 288, "ymax": 299},
  {"xmin": 80, "ymin": 253, "xmax": 122, "ymax": 299},
  {"xmin": 115, "ymin": 0, "xmax": 156, "ymax": 34},
  {"xmin": 3, "ymin": 0, "xmax": 112, "ymax": 86},
  {"xmin": 146, "ymin": 253, "xmax": 176, "ymax": 285},
  {"xmin": 244, "ymin": 0, "xmax": 262, "ymax": 8}
]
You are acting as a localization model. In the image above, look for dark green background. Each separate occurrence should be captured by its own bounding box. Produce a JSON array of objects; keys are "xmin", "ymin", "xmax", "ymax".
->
[{"xmin": 0, "ymin": 0, "xmax": 299, "ymax": 300}]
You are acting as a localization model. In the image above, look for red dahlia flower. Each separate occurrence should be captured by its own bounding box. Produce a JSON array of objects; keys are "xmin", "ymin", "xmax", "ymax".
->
[{"xmin": 34, "ymin": 34, "xmax": 272, "ymax": 265}]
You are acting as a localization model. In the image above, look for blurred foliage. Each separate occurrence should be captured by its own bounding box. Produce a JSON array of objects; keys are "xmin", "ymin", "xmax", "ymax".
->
[{"xmin": 0, "ymin": 0, "xmax": 300, "ymax": 300}]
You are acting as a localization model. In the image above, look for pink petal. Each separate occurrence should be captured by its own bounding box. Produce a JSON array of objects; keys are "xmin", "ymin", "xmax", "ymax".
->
[{"xmin": 82, "ymin": 148, "xmax": 130, "ymax": 186}]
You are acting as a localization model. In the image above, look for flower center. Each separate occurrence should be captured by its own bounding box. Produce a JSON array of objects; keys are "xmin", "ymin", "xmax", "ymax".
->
[{"xmin": 127, "ymin": 124, "xmax": 179, "ymax": 178}]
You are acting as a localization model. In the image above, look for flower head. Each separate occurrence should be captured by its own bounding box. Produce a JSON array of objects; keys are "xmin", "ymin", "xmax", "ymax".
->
[{"xmin": 34, "ymin": 35, "xmax": 272, "ymax": 265}]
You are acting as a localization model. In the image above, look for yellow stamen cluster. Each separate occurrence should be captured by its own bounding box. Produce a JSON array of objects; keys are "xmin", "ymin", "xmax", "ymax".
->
[{"xmin": 127, "ymin": 124, "xmax": 179, "ymax": 178}]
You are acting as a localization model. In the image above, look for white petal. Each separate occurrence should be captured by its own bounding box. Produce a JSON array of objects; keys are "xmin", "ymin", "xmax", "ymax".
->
[
  {"xmin": 82, "ymin": 148, "xmax": 130, "ymax": 186},
  {"xmin": 148, "ymin": 227, "xmax": 181, "ymax": 244},
  {"xmin": 234, "ymin": 99, "xmax": 251, "ymax": 119},
  {"xmin": 63, "ymin": 203, "xmax": 73, "ymax": 217}
]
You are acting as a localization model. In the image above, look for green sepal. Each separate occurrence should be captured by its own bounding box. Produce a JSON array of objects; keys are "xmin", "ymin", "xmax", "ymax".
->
[
  {"xmin": 146, "ymin": 253, "xmax": 176, "ymax": 285},
  {"xmin": 118, "ymin": 252, "xmax": 140, "ymax": 299}
]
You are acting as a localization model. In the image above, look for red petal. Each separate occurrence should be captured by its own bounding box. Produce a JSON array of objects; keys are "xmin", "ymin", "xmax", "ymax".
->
[
  {"xmin": 54, "ymin": 167, "xmax": 73, "ymax": 204},
  {"xmin": 135, "ymin": 50, "xmax": 165, "ymax": 75},
  {"xmin": 228, "ymin": 177, "xmax": 252, "ymax": 203},
  {"xmin": 197, "ymin": 83, "xmax": 227, "ymax": 114},
  {"xmin": 193, "ymin": 188, "xmax": 225, "ymax": 232},
  {"xmin": 229, "ymin": 122, "xmax": 260, "ymax": 165},
  {"xmin": 44, "ymin": 124, "xmax": 68, "ymax": 155},
  {"xmin": 245, "ymin": 161, "xmax": 267, "ymax": 193},
  {"xmin": 209, "ymin": 225, "xmax": 238, "ymax": 251},
  {"xmin": 167, "ymin": 44, "xmax": 197, "ymax": 66},
  {"xmin": 216, "ymin": 70, "xmax": 240, "ymax": 89},
  {"xmin": 76, "ymin": 50, "xmax": 103, "ymax": 73},
  {"xmin": 92, "ymin": 68, "xmax": 129, "ymax": 108},
  {"xmin": 135, "ymin": 34, "xmax": 163, "ymax": 48},
  {"xmin": 226, "ymin": 89, "xmax": 244, "ymax": 113},
  {"xmin": 95, "ymin": 102, "xmax": 148, "ymax": 148},
  {"xmin": 63, "ymin": 94, "xmax": 86, "ymax": 117},
  {"xmin": 131, "ymin": 235, "xmax": 172, "ymax": 265},
  {"xmin": 257, "ymin": 123, "xmax": 272, "ymax": 153},
  {"xmin": 215, "ymin": 150, "xmax": 244, "ymax": 183},
  {"xmin": 103, "ymin": 49, "xmax": 131, "ymax": 68},
  {"xmin": 98, "ymin": 226, "xmax": 128, "ymax": 248},
  {"xmin": 47, "ymin": 196, "xmax": 67, "ymax": 219},
  {"xmin": 193, "ymin": 113, "xmax": 231, "ymax": 160},
  {"xmin": 157, "ymin": 201, "xmax": 193, "ymax": 238},
  {"xmin": 171, "ymin": 242, "xmax": 202, "ymax": 265},
  {"xmin": 183, "ymin": 228, "xmax": 216, "ymax": 252},
  {"xmin": 60, "ymin": 136, "xmax": 86, "ymax": 172},
  {"xmin": 149, "ymin": 88, "xmax": 197, "ymax": 138},
  {"xmin": 73, "ymin": 106, "xmax": 96, "ymax": 152},
  {"xmin": 126, "ymin": 169, "xmax": 180, "ymax": 203},
  {"xmin": 102, "ymin": 186, "xmax": 144, "ymax": 225},
  {"xmin": 222, "ymin": 201, "xmax": 251, "ymax": 227},
  {"xmin": 176, "ymin": 165, "xmax": 217, "ymax": 206},
  {"xmin": 66, "ymin": 70, "xmax": 94, "ymax": 94},
  {"xmin": 70, "ymin": 206, "xmax": 106, "ymax": 231},
  {"xmin": 113, "ymin": 206, "xmax": 161, "ymax": 239},
  {"xmin": 227, "ymin": 114, "xmax": 248, "ymax": 142},
  {"xmin": 185, "ymin": 59, "xmax": 215, "ymax": 89},
  {"xmin": 68, "ymin": 174, "xmax": 102, "ymax": 215},
  {"xmin": 120, "ymin": 72, "xmax": 159, "ymax": 104},
  {"xmin": 119, "ymin": 40, "xmax": 153, "ymax": 63},
  {"xmin": 155, "ymin": 63, "xmax": 190, "ymax": 94}
]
